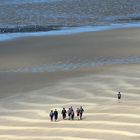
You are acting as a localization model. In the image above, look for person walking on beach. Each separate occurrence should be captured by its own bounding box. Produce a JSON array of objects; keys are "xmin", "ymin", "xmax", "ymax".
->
[
  {"xmin": 61, "ymin": 108, "xmax": 67, "ymax": 120},
  {"xmin": 79, "ymin": 106, "xmax": 84, "ymax": 120},
  {"xmin": 68, "ymin": 108, "xmax": 71, "ymax": 120},
  {"xmin": 68, "ymin": 106, "xmax": 74, "ymax": 120},
  {"xmin": 71, "ymin": 109, "xmax": 75, "ymax": 120},
  {"xmin": 70, "ymin": 106, "xmax": 75, "ymax": 120},
  {"xmin": 76, "ymin": 108, "xmax": 80, "ymax": 120},
  {"xmin": 49, "ymin": 110, "xmax": 54, "ymax": 121},
  {"xmin": 54, "ymin": 109, "xmax": 58, "ymax": 121},
  {"xmin": 117, "ymin": 92, "xmax": 121, "ymax": 103}
]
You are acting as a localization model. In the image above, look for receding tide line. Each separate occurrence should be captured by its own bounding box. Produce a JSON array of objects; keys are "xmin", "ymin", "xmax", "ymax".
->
[
  {"xmin": 1, "ymin": 56, "xmax": 140, "ymax": 73},
  {"xmin": 0, "ymin": 127, "xmax": 139, "ymax": 137},
  {"xmin": 0, "ymin": 23, "xmax": 140, "ymax": 42}
]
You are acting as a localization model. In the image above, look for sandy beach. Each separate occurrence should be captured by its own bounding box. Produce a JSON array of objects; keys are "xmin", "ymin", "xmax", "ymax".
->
[{"xmin": 0, "ymin": 28, "xmax": 140, "ymax": 140}]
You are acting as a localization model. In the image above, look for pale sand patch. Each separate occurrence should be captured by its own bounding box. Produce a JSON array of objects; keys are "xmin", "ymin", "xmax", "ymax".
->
[{"xmin": 0, "ymin": 135, "xmax": 103, "ymax": 140}]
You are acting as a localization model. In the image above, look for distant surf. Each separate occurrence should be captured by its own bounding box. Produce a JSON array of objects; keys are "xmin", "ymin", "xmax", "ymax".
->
[{"xmin": 0, "ymin": 0, "xmax": 62, "ymax": 5}]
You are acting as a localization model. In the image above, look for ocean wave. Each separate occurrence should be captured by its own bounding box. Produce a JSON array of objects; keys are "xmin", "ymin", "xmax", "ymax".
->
[
  {"xmin": 0, "ymin": 0, "xmax": 140, "ymax": 31},
  {"xmin": 0, "ymin": 25, "xmax": 61, "ymax": 33},
  {"xmin": 105, "ymin": 14, "xmax": 140, "ymax": 23}
]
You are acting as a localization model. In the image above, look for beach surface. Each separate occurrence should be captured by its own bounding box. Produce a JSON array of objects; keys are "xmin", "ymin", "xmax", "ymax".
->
[{"xmin": 0, "ymin": 28, "xmax": 140, "ymax": 140}]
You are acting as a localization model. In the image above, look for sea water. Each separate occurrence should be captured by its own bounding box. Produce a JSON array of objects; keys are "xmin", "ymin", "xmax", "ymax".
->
[{"xmin": 0, "ymin": 0, "xmax": 140, "ymax": 36}]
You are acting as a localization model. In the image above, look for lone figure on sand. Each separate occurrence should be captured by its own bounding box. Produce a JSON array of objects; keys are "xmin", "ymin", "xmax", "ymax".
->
[{"xmin": 117, "ymin": 92, "xmax": 121, "ymax": 103}]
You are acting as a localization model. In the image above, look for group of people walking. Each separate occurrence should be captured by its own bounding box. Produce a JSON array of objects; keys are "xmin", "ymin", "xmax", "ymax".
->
[
  {"xmin": 49, "ymin": 92, "xmax": 122, "ymax": 121},
  {"xmin": 49, "ymin": 106, "xmax": 84, "ymax": 121}
]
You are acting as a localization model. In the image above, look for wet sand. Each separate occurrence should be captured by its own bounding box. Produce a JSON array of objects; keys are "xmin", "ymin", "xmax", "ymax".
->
[{"xmin": 0, "ymin": 28, "xmax": 140, "ymax": 140}]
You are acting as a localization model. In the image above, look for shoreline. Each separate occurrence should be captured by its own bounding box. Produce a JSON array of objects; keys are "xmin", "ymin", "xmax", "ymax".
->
[{"xmin": 0, "ymin": 22, "xmax": 140, "ymax": 42}]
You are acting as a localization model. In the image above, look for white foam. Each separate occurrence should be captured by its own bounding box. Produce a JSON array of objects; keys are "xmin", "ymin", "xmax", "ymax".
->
[{"xmin": 0, "ymin": 0, "xmax": 63, "ymax": 5}]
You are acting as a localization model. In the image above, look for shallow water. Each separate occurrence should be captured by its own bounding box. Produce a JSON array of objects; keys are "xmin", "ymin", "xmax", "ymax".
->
[{"xmin": 0, "ymin": 0, "xmax": 140, "ymax": 33}]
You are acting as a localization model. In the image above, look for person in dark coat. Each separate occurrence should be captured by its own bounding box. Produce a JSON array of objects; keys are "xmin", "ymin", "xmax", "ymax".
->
[
  {"xmin": 49, "ymin": 110, "xmax": 54, "ymax": 121},
  {"xmin": 54, "ymin": 109, "xmax": 58, "ymax": 121},
  {"xmin": 117, "ymin": 92, "xmax": 121, "ymax": 103},
  {"xmin": 61, "ymin": 108, "xmax": 67, "ymax": 120},
  {"xmin": 71, "ymin": 109, "xmax": 75, "ymax": 120},
  {"xmin": 68, "ymin": 108, "xmax": 71, "ymax": 120},
  {"xmin": 79, "ymin": 106, "xmax": 84, "ymax": 120}
]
